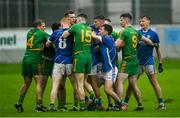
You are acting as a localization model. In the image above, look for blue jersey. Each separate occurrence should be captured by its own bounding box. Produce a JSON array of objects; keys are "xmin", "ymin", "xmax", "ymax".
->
[
  {"xmin": 99, "ymin": 35, "xmax": 116, "ymax": 72},
  {"xmin": 90, "ymin": 24, "xmax": 102, "ymax": 66},
  {"xmin": 137, "ymin": 28, "xmax": 160, "ymax": 65},
  {"xmin": 49, "ymin": 28, "xmax": 73, "ymax": 64}
]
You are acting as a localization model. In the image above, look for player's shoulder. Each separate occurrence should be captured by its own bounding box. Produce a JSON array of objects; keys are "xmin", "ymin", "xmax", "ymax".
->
[{"xmin": 148, "ymin": 28, "xmax": 159, "ymax": 37}]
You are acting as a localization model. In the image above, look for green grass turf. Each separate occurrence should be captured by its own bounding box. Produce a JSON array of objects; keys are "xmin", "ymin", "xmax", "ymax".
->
[{"xmin": 0, "ymin": 58, "xmax": 180, "ymax": 117}]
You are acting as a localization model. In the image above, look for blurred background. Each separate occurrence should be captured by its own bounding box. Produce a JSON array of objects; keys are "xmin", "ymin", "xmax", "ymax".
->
[{"xmin": 0, "ymin": 0, "xmax": 180, "ymax": 63}]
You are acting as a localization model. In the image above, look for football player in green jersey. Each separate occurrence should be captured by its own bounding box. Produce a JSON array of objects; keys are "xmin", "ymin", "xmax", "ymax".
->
[
  {"xmin": 62, "ymin": 13, "xmax": 96, "ymax": 111},
  {"xmin": 14, "ymin": 19, "xmax": 49, "ymax": 112},
  {"xmin": 115, "ymin": 13, "xmax": 153, "ymax": 111}
]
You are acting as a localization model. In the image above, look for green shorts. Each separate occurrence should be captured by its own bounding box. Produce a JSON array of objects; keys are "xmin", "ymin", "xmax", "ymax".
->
[
  {"xmin": 42, "ymin": 58, "xmax": 54, "ymax": 76},
  {"xmin": 119, "ymin": 58, "xmax": 139, "ymax": 76},
  {"xmin": 73, "ymin": 52, "xmax": 92, "ymax": 73},
  {"xmin": 22, "ymin": 57, "xmax": 42, "ymax": 77}
]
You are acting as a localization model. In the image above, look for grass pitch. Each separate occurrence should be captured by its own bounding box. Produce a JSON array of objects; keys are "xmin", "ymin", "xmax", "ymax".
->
[{"xmin": 0, "ymin": 58, "xmax": 180, "ymax": 117}]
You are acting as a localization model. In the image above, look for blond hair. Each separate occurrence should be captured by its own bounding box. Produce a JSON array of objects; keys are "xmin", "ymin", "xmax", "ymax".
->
[{"xmin": 60, "ymin": 17, "xmax": 71, "ymax": 27}]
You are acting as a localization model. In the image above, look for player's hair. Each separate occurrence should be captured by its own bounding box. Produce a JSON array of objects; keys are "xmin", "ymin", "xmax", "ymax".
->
[
  {"xmin": 94, "ymin": 15, "xmax": 105, "ymax": 20},
  {"xmin": 141, "ymin": 15, "xmax": 151, "ymax": 21},
  {"xmin": 33, "ymin": 19, "xmax": 44, "ymax": 27},
  {"xmin": 77, "ymin": 13, "xmax": 87, "ymax": 19},
  {"xmin": 60, "ymin": 17, "xmax": 71, "ymax": 26},
  {"xmin": 120, "ymin": 13, "xmax": 132, "ymax": 22},
  {"xmin": 103, "ymin": 24, "xmax": 113, "ymax": 35},
  {"xmin": 105, "ymin": 18, "xmax": 111, "ymax": 22},
  {"xmin": 64, "ymin": 10, "xmax": 75, "ymax": 17},
  {"xmin": 51, "ymin": 22, "xmax": 60, "ymax": 32}
]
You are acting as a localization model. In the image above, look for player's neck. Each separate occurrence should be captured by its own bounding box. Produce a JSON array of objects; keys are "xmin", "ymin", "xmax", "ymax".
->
[
  {"xmin": 143, "ymin": 27, "xmax": 149, "ymax": 31},
  {"xmin": 62, "ymin": 24, "xmax": 69, "ymax": 29}
]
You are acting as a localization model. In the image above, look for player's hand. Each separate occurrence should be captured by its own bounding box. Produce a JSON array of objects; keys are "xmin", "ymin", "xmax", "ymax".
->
[
  {"xmin": 158, "ymin": 63, "xmax": 163, "ymax": 73},
  {"xmin": 153, "ymin": 43, "xmax": 160, "ymax": 48}
]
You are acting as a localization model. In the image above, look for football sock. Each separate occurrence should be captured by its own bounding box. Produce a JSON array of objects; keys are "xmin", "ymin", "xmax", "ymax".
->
[
  {"xmin": 79, "ymin": 99, "xmax": 86, "ymax": 108},
  {"xmin": 124, "ymin": 97, "xmax": 130, "ymax": 104},
  {"xmin": 37, "ymin": 99, "xmax": 42, "ymax": 105},
  {"xmin": 89, "ymin": 91, "xmax": 96, "ymax": 100},
  {"xmin": 138, "ymin": 102, "xmax": 143, "ymax": 107},
  {"xmin": 18, "ymin": 96, "xmax": 25, "ymax": 105},
  {"xmin": 58, "ymin": 101, "xmax": 65, "ymax": 108},
  {"xmin": 97, "ymin": 98, "xmax": 102, "ymax": 106},
  {"xmin": 158, "ymin": 98, "xmax": 164, "ymax": 104},
  {"xmin": 108, "ymin": 103, "xmax": 113, "ymax": 107},
  {"xmin": 74, "ymin": 99, "xmax": 78, "ymax": 107}
]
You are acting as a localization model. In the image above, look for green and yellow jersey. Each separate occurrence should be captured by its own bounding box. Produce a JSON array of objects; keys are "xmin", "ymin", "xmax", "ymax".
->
[
  {"xmin": 68, "ymin": 23, "xmax": 92, "ymax": 55},
  {"xmin": 120, "ymin": 26, "xmax": 142, "ymax": 59},
  {"xmin": 24, "ymin": 28, "xmax": 49, "ymax": 61}
]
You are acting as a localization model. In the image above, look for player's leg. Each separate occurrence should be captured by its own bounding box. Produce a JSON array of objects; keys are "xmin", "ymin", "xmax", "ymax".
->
[
  {"xmin": 145, "ymin": 65, "xmax": 165, "ymax": 110},
  {"xmin": 74, "ymin": 73, "xmax": 86, "ymax": 110},
  {"xmin": 41, "ymin": 59, "xmax": 53, "ymax": 100},
  {"xmin": 67, "ymin": 64, "xmax": 79, "ymax": 111},
  {"xmin": 104, "ymin": 71, "xmax": 122, "ymax": 109},
  {"xmin": 49, "ymin": 63, "xmax": 64, "ymax": 111},
  {"xmin": 42, "ymin": 75, "xmax": 48, "ymax": 95},
  {"xmin": 34, "ymin": 74, "xmax": 48, "ymax": 112},
  {"xmin": 128, "ymin": 75, "xmax": 144, "ymax": 111},
  {"xmin": 68, "ymin": 74, "xmax": 79, "ymax": 111},
  {"xmin": 121, "ymin": 74, "xmax": 141, "ymax": 111},
  {"xmin": 14, "ymin": 75, "xmax": 32, "ymax": 112},
  {"xmin": 105, "ymin": 95, "xmax": 114, "ymax": 111},
  {"xmin": 104, "ymin": 79, "xmax": 121, "ymax": 108},
  {"xmin": 115, "ymin": 73, "xmax": 128, "ymax": 100},
  {"xmin": 57, "ymin": 76, "xmax": 67, "ymax": 111}
]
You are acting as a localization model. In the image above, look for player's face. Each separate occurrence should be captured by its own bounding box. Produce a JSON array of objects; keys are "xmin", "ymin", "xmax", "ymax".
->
[
  {"xmin": 75, "ymin": 17, "xmax": 82, "ymax": 24},
  {"xmin": 94, "ymin": 19, "xmax": 104, "ymax": 29},
  {"xmin": 139, "ymin": 17, "xmax": 150, "ymax": 29},
  {"xmin": 68, "ymin": 14, "xmax": 76, "ymax": 25},
  {"xmin": 40, "ymin": 23, "xmax": 46, "ymax": 31},
  {"xmin": 99, "ymin": 26, "xmax": 107, "ymax": 36},
  {"xmin": 120, "ymin": 17, "xmax": 126, "ymax": 27}
]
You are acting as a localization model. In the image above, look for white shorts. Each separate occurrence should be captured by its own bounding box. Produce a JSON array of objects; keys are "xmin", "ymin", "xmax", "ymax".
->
[
  {"xmin": 139, "ymin": 65, "xmax": 156, "ymax": 75},
  {"xmin": 98, "ymin": 66, "xmax": 118, "ymax": 84},
  {"xmin": 88, "ymin": 63, "xmax": 103, "ymax": 76},
  {"xmin": 52, "ymin": 63, "xmax": 72, "ymax": 76}
]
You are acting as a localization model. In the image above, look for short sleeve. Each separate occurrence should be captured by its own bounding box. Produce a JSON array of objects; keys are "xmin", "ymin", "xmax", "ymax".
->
[{"xmin": 68, "ymin": 24, "xmax": 76, "ymax": 34}]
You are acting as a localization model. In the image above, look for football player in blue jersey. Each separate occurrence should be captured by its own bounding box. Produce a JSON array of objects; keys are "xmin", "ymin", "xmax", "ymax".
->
[
  {"xmin": 88, "ymin": 15, "xmax": 105, "ymax": 111},
  {"xmin": 92, "ymin": 24, "xmax": 122, "ymax": 110},
  {"xmin": 46, "ymin": 17, "xmax": 74, "ymax": 111}
]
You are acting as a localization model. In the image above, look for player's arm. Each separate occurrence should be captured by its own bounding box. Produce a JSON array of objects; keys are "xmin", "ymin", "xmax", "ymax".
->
[
  {"xmin": 61, "ymin": 31, "xmax": 70, "ymax": 39},
  {"xmin": 155, "ymin": 44, "xmax": 163, "ymax": 73},
  {"xmin": 141, "ymin": 36, "xmax": 154, "ymax": 46},
  {"xmin": 45, "ymin": 40, "xmax": 52, "ymax": 47},
  {"xmin": 91, "ymin": 31, "xmax": 102, "ymax": 43},
  {"xmin": 115, "ymin": 39, "xmax": 125, "ymax": 48}
]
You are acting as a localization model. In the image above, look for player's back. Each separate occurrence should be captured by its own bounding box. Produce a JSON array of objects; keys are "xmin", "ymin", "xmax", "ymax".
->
[
  {"xmin": 24, "ymin": 28, "xmax": 49, "ymax": 61},
  {"xmin": 69, "ymin": 23, "xmax": 92, "ymax": 55},
  {"xmin": 49, "ymin": 28, "xmax": 73, "ymax": 64}
]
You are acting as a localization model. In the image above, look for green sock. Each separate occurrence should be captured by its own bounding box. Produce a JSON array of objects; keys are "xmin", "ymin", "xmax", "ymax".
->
[
  {"xmin": 58, "ymin": 101, "xmax": 64, "ymax": 108},
  {"xmin": 124, "ymin": 97, "xmax": 129, "ymax": 104},
  {"xmin": 74, "ymin": 99, "xmax": 78, "ymax": 107},
  {"xmin": 79, "ymin": 100, "xmax": 86, "ymax": 108},
  {"xmin": 18, "ymin": 96, "xmax": 25, "ymax": 105},
  {"xmin": 89, "ymin": 91, "xmax": 96, "ymax": 100},
  {"xmin": 37, "ymin": 99, "xmax": 42, "ymax": 105}
]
